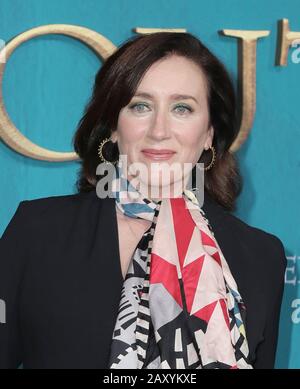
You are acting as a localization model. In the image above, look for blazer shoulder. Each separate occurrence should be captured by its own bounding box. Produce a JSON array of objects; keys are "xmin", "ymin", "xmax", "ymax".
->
[
  {"xmin": 22, "ymin": 190, "xmax": 96, "ymax": 207},
  {"xmin": 224, "ymin": 208, "xmax": 286, "ymax": 279},
  {"xmin": 227, "ymin": 209, "xmax": 285, "ymax": 250},
  {"xmin": 203, "ymin": 194, "xmax": 286, "ymax": 279},
  {"xmin": 226, "ymin": 208, "xmax": 283, "ymax": 243},
  {"xmin": 3, "ymin": 190, "xmax": 104, "ymax": 240},
  {"xmin": 18, "ymin": 190, "xmax": 99, "ymax": 217}
]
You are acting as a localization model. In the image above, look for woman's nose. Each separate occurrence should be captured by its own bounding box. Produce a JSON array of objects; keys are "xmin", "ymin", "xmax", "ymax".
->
[{"xmin": 147, "ymin": 109, "xmax": 171, "ymax": 140}]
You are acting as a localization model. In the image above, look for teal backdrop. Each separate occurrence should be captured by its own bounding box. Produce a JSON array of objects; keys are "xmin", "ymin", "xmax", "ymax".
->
[{"xmin": 0, "ymin": 0, "xmax": 299, "ymax": 368}]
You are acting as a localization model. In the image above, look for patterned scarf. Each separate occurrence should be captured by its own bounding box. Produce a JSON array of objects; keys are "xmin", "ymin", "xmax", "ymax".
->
[{"xmin": 108, "ymin": 164, "xmax": 252, "ymax": 369}]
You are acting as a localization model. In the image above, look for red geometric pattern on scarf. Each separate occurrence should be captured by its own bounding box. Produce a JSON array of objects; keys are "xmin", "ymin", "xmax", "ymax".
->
[{"xmin": 149, "ymin": 197, "xmax": 229, "ymax": 326}]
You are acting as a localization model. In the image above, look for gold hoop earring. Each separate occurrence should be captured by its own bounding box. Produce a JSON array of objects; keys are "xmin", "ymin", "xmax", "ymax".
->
[
  {"xmin": 98, "ymin": 138, "xmax": 118, "ymax": 165},
  {"xmin": 204, "ymin": 145, "xmax": 216, "ymax": 171}
]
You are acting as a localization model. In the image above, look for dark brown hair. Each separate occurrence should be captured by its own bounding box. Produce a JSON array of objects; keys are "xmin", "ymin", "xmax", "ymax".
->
[{"xmin": 73, "ymin": 32, "xmax": 242, "ymax": 211}]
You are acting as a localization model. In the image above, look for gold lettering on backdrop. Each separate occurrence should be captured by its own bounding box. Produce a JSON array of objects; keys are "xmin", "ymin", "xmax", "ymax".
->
[
  {"xmin": 0, "ymin": 21, "xmax": 297, "ymax": 160},
  {"xmin": 0, "ymin": 24, "xmax": 116, "ymax": 161},
  {"xmin": 276, "ymin": 19, "xmax": 300, "ymax": 66},
  {"xmin": 221, "ymin": 29, "xmax": 270, "ymax": 152}
]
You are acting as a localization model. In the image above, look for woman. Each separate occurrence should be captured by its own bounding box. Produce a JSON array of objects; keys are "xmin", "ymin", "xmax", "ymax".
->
[{"xmin": 0, "ymin": 32, "xmax": 286, "ymax": 369}]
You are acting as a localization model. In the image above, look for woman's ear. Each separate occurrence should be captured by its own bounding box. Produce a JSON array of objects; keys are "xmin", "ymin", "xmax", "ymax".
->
[
  {"xmin": 111, "ymin": 131, "xmax": 118, "ymax": 143},
  {"xmin": 204, "ymin": 126, "xmax": 214, "ymax": 150}
]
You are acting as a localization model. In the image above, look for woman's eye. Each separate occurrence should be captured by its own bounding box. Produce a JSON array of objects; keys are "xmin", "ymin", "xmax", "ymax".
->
[
  {"xmin": 129, "ymin": 103, "xmax": 150, "ymax": 113},
  {"xmin": 128, "ymin": 103, "xmax": 193, "ymax": 115},
  {"xmin": 174, "ymin": 105, "xmax": 192, "ymax": 114}
]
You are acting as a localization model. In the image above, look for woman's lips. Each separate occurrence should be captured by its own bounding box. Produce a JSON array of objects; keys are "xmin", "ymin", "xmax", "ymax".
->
[{"xmin": 141, "ymin": 149, "xmax": 176, "ymax": 161}]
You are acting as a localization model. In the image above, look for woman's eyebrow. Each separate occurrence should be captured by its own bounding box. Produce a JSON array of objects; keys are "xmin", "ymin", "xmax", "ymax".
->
[{"xmin": 133, "ymin": 92, "xmax": 199, "ymax": 104}]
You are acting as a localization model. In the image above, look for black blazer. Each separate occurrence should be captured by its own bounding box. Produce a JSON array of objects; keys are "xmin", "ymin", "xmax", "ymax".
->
[{"xmin": 0, "ymin": 189, "xmax": 286, "ymax": 369}]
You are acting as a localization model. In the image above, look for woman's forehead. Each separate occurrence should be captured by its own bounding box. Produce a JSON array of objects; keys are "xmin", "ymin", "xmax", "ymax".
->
[{"xmin": 136, "ymin": 56, "xmax": 208, "ymax": 99}]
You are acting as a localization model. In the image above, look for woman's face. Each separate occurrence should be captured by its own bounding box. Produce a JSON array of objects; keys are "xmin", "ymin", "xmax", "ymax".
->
[{"xmin": 113, "ymin": 54, "xmax": 214, "ymax": 198}]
